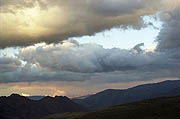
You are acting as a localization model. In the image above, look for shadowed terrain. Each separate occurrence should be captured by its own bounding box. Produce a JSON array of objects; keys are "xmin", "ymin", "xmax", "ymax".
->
[
  {"xmin": 0, "ymin": 94, "xmax": 86, "ymax": 119},
  {"xmin": 43, "ymin": 96, "xmax": 180, "ymax": 119},
  {"xmin": 73, "ymin": 80, "xmax": 180, "ymax": 110}
]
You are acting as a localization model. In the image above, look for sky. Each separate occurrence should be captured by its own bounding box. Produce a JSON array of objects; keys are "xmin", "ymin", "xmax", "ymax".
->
[{"xmin": 1, "ymin": 0, "xmax": 180, "ymax": 97}]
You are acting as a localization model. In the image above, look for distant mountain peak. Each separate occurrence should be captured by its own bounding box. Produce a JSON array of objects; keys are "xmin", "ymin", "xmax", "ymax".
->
[
  {"xmin": 74, "ymin": 80, "xmax": 180, "ymax": 110},
  {"xmin": 10, "ymin": 93, "xmax": 21, "ymax": 97},
  {"xmin": 55, "ymin": 96, "xmax": 70, "ymax": 100},
  {"xmin": 0, "ymin": 94, "xmax": 87, "ymax": 119}
]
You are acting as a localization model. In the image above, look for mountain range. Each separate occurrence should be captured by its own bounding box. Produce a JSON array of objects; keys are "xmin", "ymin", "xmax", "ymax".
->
[
  {"xmin": 1, "ymin": 80, "xmax": 180, "ymax": 119},
  {"xmin": 73, "ymin": 80, "xmax": 180, "ymax": 110},
  {"xmin": 44, "ymin": 96, "xmax": 180, "ymax": 119},
  {"xmin": 0, "ymin": 94, "xmax": 86, "ymax": 119}
]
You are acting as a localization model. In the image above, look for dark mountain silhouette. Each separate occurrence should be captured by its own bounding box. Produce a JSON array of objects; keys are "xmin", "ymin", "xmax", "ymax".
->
[
  {"xmin": 166, "ymin": 87, "xmax": 180, "ymax": 96},
  {"xmin": 43, "ymin": 96, "xmax": 180, "ymax": 119},
  {"xmin": 73, "ymin": 80, "xmax": 180, "ymax": 110},
  {"xmin": 0, "ymin": 94, "xmax": 86, "ymax": 119}
]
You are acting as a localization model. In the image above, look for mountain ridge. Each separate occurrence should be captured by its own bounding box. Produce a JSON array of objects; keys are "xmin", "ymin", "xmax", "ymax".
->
[
  {"xmin": 0, "ymin": 94, "xmax": 86, "ymax": 119},
  {"xmin": 43, "ymin": 96, "xmax": 180, "ymax": 119},
  {"xmin": 73, "ymin": 80, "xmax": 180, "ymax": 110}
]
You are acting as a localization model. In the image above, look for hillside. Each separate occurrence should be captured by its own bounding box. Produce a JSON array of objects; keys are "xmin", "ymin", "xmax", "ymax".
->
[
  {"xmin": 73, "ymin": 80, "xmax": 180, "ymax": 110},
  {"xmin": 0, "ymin": 94, "xmax": 86, "ymax": 119},
  {"xmin": 43, "ymin": 96, "xmax": 180, "ymax": 119}
]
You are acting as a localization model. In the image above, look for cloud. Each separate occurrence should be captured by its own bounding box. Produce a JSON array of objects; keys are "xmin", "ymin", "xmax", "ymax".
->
[
  {"xmin": 0, "ymin": 40, "xmax": 178, "ymax": 83},
  {"xmin": 0, "ymin": 0, "xmax": 179, "ymax": 48},
  {"xmin": 0, "ymin": 0, "xmax": 47, "ymax": 13},
  {"xmin": 132, "ymin": 43, "xmax": 145, "ymax": 53},
  {"xmin": 0, "ymin": 57, "xmax": 21, "ymax": 73},
  {"xmin": 1, "ymin": 1, "xmax": 180, "ymax": 96},
  {"xmin": 0, "ymin": 1, "xmax": 180, "ymax": 84},
  {"xmin": 0, "ymin": 39, "xmax": 179, "ymax": 84},
  {"xmin": 157, "ymin": 8, "xmax": 180, "ymax": 50},
  {"xmin": 17, "ymin": 41, "xmax": 165, "ymax": 73}
]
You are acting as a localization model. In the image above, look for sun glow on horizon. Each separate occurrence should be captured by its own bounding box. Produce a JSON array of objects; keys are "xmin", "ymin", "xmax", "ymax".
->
[{"xmin": 21, "ymin": 93, "xmax": 30, "ymax": 97}]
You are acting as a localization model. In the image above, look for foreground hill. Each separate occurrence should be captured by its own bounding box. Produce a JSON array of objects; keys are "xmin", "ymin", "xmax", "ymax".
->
[
  {"xmin": 0, "ymin": 94, "xmax": 86, "ymax": 119},
  {"xmin": 43, "ymin": 96, "xmax": 180, "ymax": 119},
  {"xmin": 73, "ymin": 80, "xmax": 180, "ymax": 110}
]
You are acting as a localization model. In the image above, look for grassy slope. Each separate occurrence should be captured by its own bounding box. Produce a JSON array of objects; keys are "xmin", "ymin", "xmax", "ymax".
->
[{"xmin": 43, "ymin": 96, "xmax": 180, "ymax": 119}]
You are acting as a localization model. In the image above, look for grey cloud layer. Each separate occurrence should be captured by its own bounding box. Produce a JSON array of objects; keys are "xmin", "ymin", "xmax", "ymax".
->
[
  {"xmin": 0, "ymin": 0, "xmax": 46, "ymax": 13},
  {"xmin": 0, "ymin": 57, "xmax": 21, "ymax": 73},
  {"xmin": 0, "ymin": 0, "xmax": 176, "ymax": 48},
  {"xmin": 0, "ymin": 39, "xmax": 180, "ymax": 83},
  {"xmin": 157, "ymin": 9, "xmax": 180, "ymax": 50},
  {"xmin": 17, "ymin": 41, "xmax": 166, "ymax": 73},
  {"xmin": 0, "ymin": 1, "xmax": 180, "ymax": 84}
]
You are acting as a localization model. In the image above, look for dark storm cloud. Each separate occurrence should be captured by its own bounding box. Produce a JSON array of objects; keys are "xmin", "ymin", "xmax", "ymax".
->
[
  {"xmin": 0, "ymin": 70, "xmax": 90, "ymax": 83},
  {"xmin": 132, "ymin": 43, "xmax": 145, "ymax": 53},
  {"xmin": 0, "ymin": 0, "xmax": 173, "ymax": 48},
  {"xmin": 0, "ymin": 57, "xmax": 21, "ymax": 73},
  {"xmin": 0, "ymin": 0, "xmax": 47, "ymax": 12},
  {"xmin": 157, "ymin": 8, "xmax": 180, "ymax": 50},
  {"xmin": 0, "ymin": 0, "xmax": 180, "ymax": 84},
  {"xmin": 49, "ymin": 0, "xmax": 156, "ymax": 16}
]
